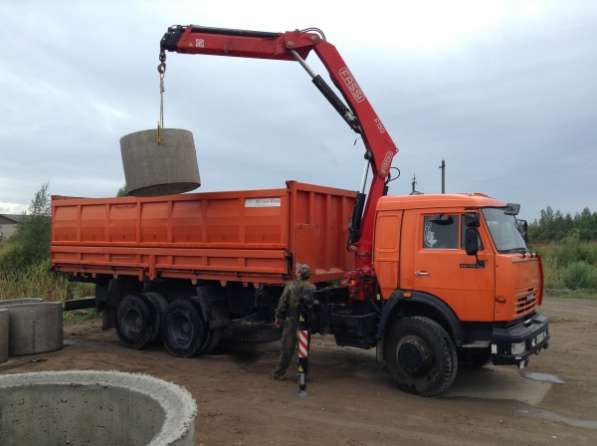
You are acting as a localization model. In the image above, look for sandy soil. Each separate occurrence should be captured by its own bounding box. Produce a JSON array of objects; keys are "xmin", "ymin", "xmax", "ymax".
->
[{"xmin": 2, "ymin": 296, "xmax": 597, "ymax": 445}]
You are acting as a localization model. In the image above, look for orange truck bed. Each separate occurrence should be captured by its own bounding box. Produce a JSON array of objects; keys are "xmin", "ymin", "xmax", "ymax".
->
[{"xmin": 51, "ymin": 181, "xmax": 356, "ymax": 285}]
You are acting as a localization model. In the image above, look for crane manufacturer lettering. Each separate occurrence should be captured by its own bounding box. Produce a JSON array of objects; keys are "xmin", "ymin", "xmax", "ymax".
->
[{"xmin": 339, "ymin": 67, "xmax": 365, "ymax": 103}]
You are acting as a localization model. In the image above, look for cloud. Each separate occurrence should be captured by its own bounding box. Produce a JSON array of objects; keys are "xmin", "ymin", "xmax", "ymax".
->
[
  {"xmin": 0, "ymin": 0, "xmax": 596, "ymax": 221},
  {"xmin": 0, "ymin": 202, "xmax": 28, "ymax": 215}
]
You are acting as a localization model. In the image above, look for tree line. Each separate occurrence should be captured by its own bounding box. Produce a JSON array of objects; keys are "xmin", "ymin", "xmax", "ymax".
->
[{"xmin": 528, "ymin": 206, "xmax": 597, "ymax": 243}]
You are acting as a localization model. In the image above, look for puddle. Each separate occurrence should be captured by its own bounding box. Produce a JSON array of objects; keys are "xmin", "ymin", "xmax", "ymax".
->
[
  {"xmin": 447, "ymin": 367, "xmax": 551, "ymax": 405},
  {"xmin": 524, "ymin": 372, "xmax": 565, "ymax": 384},
  {"xmin": 519, "ymin": 409, "xmax": 597, "ymax": 430}
]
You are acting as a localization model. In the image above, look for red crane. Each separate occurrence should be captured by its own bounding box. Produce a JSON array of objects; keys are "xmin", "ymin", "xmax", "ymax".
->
[{"xmin": 159, "ymin": 25, "xmax": 399, "ymax": 299}]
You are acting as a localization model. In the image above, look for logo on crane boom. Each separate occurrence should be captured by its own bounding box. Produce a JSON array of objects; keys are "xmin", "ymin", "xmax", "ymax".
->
[
  {"xmin": 339, "ymin": 67, "xmax": 365, "ymax": 103},
  {"xmin": 381, "ymin": 151, "xmax": 393, "ymax": 176}
]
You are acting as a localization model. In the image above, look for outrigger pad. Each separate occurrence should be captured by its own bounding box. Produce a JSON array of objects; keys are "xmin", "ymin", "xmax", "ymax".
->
[{"xmin": 120, "ymin": 128, "xmax": 201, "ymax": 196}]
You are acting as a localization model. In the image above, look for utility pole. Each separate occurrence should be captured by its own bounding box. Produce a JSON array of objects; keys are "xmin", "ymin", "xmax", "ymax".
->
[{"xmin": 439, "ymin": 159, "xmax": 446, "ymax": 193}]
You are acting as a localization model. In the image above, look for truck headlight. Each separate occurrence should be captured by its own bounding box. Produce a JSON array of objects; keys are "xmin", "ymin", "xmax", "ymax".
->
[{"xmin": 511, "ymin": 342, "xmax": 526, "ymax": 356}]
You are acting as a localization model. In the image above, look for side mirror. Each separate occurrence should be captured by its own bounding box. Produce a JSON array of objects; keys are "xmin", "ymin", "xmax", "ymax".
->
[
  {"xmin": 505, "ymin": 203, "xmax": 520, "ymax": 216},
  {"xmin": 517, "ymin": 219, "xmax": 529, "ymax": 244},
  {"xmin": 465, "ymin": 228, "xmax": 480, "ymax": 256},
  {"xmin": 464, "ymin": 212, "xmax": 480, "ymax": 228}
]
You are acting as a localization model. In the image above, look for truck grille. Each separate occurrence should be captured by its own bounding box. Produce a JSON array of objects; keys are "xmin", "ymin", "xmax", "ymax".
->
[{"xmin": 516, "ymin": 289, "xmax": 536, "ymax": 315}]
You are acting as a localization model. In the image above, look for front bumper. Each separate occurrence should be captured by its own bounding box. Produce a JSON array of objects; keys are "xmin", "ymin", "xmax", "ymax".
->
[{"xmin": 490, "ymin": 313, "xmax": 550, "ymax": 366}]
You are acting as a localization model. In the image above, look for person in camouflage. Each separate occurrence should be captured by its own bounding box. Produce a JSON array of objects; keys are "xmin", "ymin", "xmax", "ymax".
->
[{"xmin": 272, "ymin": 264, "xmax": 316, "ymax": 380}]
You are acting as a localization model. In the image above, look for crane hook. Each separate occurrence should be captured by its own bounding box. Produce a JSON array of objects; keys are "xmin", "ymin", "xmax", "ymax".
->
[{"xmin": 157, "ymin": 52, "xmax": 167, "ymax": 143}]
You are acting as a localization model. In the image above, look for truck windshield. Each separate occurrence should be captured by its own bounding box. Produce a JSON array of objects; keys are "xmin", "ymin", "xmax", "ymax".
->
[{"xmin": 482, "ymin": 207, "xmax": 528, "ymax": 253}]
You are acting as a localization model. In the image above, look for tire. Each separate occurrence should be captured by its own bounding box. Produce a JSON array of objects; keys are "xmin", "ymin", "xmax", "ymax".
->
[
  {"xmin": 116, "ymin": 294, "xmax": 156, "ymax": 349},
  {"xmin": 384, "ymin": 316, "xmax": 458, "ymax": 397},
  {"xmin": 203, "ymin": 328, "xmax": 223, "ymax": 354},
  {"xmin": 163, "ymin": 299, "xmax": 208, "ymax": 357},
  {"xmin": 460, "ymin": 349, "xmax": 491, "ymax": 369},
  {"xmin": 143, "ymin": 292, "xmax": 168, "ymax": 343}
]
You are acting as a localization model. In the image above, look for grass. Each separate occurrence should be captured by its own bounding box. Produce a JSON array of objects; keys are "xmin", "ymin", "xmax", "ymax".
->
[
  {"xmin": 0, "ymin": 256, "xmax": 98, "ymax": 325},
  {"xmin": 545, "ymin": 288, "xmax": 597, "ymax": 300},
  {"xmin": 0, "ymin": 260, "xmax": 94, "ymax": 301},
  {"xmin": 63, "ymin": 309, "xmax": 100, "ymax": 325}
]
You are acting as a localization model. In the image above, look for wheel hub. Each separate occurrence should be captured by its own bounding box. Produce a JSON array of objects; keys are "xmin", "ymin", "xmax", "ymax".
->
[
  {"xmin": 168, "ymin": 311, "xmax": 195, "ymax": 348},
  {"xmin": 124, "ymin": 309, "xmax": 143, "ymax": 336},
  {"xmin": 397, "ymin": 335, "xmax": 432, "ymax": 377}
]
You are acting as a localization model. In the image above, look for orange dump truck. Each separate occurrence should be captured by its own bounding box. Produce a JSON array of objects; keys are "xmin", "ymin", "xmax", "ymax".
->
[
  {"xmin": 51, "ymin": 24, "xmax": 549, "ymax": 396},
  {"xmin": 52, "ymin": 183, "xmax": 549, "ymax": 396}
]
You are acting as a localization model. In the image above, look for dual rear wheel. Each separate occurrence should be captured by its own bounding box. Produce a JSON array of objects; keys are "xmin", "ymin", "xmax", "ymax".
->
[{"xmin": 115, "ymin": 294, "xmax": 220, "ymax": 357}]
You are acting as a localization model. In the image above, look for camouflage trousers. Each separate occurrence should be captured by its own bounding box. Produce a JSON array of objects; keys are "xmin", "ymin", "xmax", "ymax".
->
[{"xmin": 273, "ymin": 318, "xmax": 299, "ymax": 378}]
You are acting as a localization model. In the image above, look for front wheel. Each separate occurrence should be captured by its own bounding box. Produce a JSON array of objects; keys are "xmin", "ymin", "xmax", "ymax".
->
[{"xmin": 384, "ymin": 316, "xmax": 458, "ymax": 397}]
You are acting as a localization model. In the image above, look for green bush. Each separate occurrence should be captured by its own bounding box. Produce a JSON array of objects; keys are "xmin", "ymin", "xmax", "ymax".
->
[
  {"xmin": 561, "ymin": 261, "xmax": 597, "ymax": 290},
  {"xmin": 556, "ymin": 235, "xmax": 597, "ymax": 267}
]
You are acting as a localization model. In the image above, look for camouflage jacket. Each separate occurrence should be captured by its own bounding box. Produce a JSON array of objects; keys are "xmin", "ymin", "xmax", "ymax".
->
[{"xmin": 275, "ymin": 279, "xmax": 316, "ymax": 322}]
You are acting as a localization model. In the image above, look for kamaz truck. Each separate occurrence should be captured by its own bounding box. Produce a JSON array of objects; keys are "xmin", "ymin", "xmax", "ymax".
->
[{"xmin": 52, "ymin": 25, "xmax": 549, "ymax": 396}]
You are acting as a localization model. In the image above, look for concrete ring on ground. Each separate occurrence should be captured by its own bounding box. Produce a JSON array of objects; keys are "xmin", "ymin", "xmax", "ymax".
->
[
  {"xmin": 0, "ymin": 370, "xmax": 197, "ymax": 446},
  {"xmin": 0, "ymin": 299, "xmax": 62, "ymax": 355},
  {"xmin": 0, "ymin": 309, "xmax": 8, "ymax": 363},
  {"xmin": 120, "ymin": 128, "xmax": 201, "ymax": 196}
]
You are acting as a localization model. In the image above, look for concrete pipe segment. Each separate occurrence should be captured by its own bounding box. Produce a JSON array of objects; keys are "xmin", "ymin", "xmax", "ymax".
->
[
  {"xmin": 120, "ymin": 128, "xmax": 201, "ymax": 196},
  {"xmin": 0, "ymin": 299, "xmax": 62, "ymax": 355},
  {"xmin": 0, "ymin": 309, "xmax": 8, "ymax": 363},
  {"xmin": 0, "ymin": 370, "xmax": 197, "ymax": 445}
]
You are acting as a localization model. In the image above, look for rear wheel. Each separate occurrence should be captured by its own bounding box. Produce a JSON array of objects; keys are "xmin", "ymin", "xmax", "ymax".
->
[
  {"xmin": 163, "ymin": 299, "xmax": 208, "ymax": 357},
  {"xmin": 143, "ymin": 292, "xmax": 168, "ymax": 343},
  {"xmin": 116, "ymin": 294, "xmax": 156, "ymax": 349},
  {"xmin": 384, "ymin": 316, "xmax": 458, "ymax": 397},
  {"xmin": 203, "ymin": 328, "xmax": 223, "ymax": 354}
]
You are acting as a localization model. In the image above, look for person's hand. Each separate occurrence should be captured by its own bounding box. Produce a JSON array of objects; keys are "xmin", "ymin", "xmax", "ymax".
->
[{"xmin": 274, "ymin": 318, "xmax": 283, "ymax": 328}]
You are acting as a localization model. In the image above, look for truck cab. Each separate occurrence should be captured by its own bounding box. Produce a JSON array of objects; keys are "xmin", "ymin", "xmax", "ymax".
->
[{"xmin": 372, "ymin": 193, "xmax": 549, "ymax": 395}]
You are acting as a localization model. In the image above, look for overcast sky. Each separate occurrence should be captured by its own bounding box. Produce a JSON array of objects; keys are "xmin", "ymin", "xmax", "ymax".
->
[{"xmin": 1, "ymin": 0, "xmax": 595, "ymax": 220}]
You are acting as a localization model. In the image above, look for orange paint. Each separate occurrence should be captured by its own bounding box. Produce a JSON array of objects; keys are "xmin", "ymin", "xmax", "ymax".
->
[
  {"xmin": 373, "ymin": 193, "xmax": 542, "ymax": 322},
  {"xmin": 51, "ymin": 181, "xmax": 356, "ymax": 285}
]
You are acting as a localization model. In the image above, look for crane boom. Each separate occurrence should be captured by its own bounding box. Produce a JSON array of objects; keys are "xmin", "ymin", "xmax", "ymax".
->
[{"xmin": 160, "ymin": 25, "xmax": 399, "ymax": 296}]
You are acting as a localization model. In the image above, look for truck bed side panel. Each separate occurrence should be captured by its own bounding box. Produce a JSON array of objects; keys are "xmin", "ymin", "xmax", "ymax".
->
[{"xmin": 51, "ymin": 182, "xmax": 356, "ymax": 284}]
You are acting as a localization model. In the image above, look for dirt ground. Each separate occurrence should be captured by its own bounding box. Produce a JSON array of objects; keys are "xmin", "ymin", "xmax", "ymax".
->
[{"xmin": 2, "ymin": 296, "xmax": 597, "ymax": 445}]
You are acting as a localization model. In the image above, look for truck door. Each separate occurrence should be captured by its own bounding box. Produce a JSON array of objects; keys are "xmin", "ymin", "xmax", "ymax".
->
[
  {"xmin": 410, "ymin": 211, "xmax": 495, "ymax": 322},
  {"xmin": 373, "ymin": 210, "xmax": 403, "ymax": 299}
]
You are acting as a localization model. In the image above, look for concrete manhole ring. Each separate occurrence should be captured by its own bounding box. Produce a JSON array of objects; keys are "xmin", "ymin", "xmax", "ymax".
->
[
  {"xmin": 120, "ymin": 128, "xmax": 201, "ymax": 196},
  {"xmin": 0, "ymin": 370, "xmax": 197, "ymax": 445},
  {"xmin": 0, "ymin": 298, "xmax": 62, "ymax": 355},
  {"xmin": 0, "ymin": 309, "xmax": 8, "ymax": 363}
]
